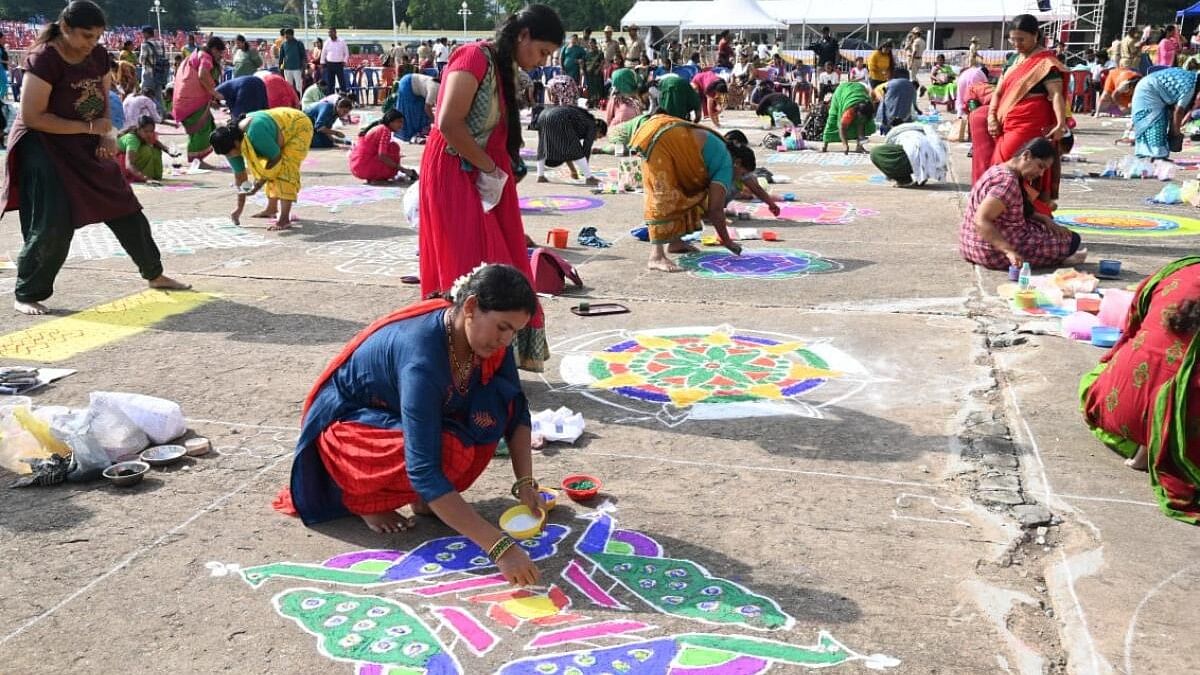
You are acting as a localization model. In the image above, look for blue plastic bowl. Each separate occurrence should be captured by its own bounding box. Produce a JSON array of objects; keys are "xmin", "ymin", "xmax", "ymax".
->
[{"xmin": 1091, "ymin": 326, "xmax": 1121, "ymax": 348}]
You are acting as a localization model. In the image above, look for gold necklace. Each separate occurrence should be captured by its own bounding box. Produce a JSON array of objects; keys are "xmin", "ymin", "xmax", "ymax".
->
[{"xmin": 445, "ymin": 310, "xmax": 475, "ymax": 394}]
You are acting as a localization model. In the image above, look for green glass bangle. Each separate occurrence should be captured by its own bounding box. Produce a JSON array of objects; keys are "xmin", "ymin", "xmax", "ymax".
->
[{"xmin": 489, "ymin": 535, "xmax": 515, "ymax": 561}]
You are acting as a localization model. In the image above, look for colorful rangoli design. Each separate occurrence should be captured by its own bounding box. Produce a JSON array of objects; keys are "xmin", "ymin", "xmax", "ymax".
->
[
  {"xmin": 788, "ymin": 171, "xmax": 889, "ymax": 186},
  {"xmin": 727, "ymin": 201, "xmax": 879, "ymax": 224},
  {"xmin": 67, "ymin": 217, "xmax": 273, "ymax": 261},
  {"xmin": 256, "ymin": 185, "xmax": 407, "ymax": 211},
  {"xmin": 216, "ymin": 509, "xmax": 900, "ymax": 673},
  {"xmin": 677, "ymin": 249, "xmax": 841, "ymax": 280},
  {"xmin": 519, "ymin": 195, "xmax": 605, "ymax": 213},
  {"xmin": 306, "ymin": 240, "xmax": 419, "ymax": 277},
  {"xmin": 1053, "ymin": 209, "xmax": 1200, "ymax": 237},
  {"xmin": 554, "ymin": 326, "xmax": 874, "ymax": 426}
]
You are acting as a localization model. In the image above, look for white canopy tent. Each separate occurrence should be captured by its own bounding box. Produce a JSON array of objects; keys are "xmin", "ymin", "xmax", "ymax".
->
[{"xmin": 681, "ymin": 0, "xmax": 786, "ymax": 30}]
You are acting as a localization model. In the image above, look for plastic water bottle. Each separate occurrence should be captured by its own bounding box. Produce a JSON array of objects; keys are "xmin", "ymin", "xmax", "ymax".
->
[{"xmin": 1018, "ymin": 262, "xmax": 1032, "ymax": 290}]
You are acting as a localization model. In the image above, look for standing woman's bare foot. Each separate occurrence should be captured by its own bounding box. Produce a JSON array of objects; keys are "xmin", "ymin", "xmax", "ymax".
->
[
  {"xmin": 148, "ymin": 275, "xmax": 192, "ymax": 291},
  {"xmin": 1124, "ymin": 445, "xmax": 1149, "ymax": 471},
  {"xmin": 647, "ymin": 257, "xmax": 683, "ymax": 273},
  {"xmin": 361, "ymin": 510, "xmax": 416, "ymax": 534},
  {"xmin": 251, "ymin": 209, "xmax": 277, "ymax": 219},
  {"xmin": 13, "ymin": 300, "xmax": 48, "ymax": 315}
]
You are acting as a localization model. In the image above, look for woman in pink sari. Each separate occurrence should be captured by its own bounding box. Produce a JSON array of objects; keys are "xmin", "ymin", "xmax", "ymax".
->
[{"xmin": 172, "ymin": 36, "xmax": 226, "ymax": 164}]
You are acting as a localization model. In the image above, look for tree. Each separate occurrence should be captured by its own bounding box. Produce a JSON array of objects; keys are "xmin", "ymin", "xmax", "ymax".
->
[
  {"xmin": 494, "ymin": 0, "xmax": 634, "ymax": 32},
  {"xmin": 406, "ymin": 0, "xmax": 493, "ymax": 32}
]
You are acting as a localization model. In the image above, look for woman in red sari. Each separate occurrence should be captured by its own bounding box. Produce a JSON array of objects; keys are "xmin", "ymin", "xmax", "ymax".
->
[
  {"xmin": 1079, "ymin": 256, "xmax": 1200, "ymax": 525},
  {"xmin": 966, "ymin": 81, "xmax": 996, "ymax": 183},
  {"xmin": 988, "ymin": 14, "xmax": 1067, "ymax": 203},
  {"xmin": 418, "ymin": 4, "xmax": 564, "ymax": 372}
]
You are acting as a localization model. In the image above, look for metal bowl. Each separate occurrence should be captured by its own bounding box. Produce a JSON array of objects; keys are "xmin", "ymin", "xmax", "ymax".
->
[
  {"xmin": 103, "ymin": 460, "xmax": 150, "ymax": 487},
  {"xmin": 140, "ymin": 445, "xmax": 187, "ymax": 467}
]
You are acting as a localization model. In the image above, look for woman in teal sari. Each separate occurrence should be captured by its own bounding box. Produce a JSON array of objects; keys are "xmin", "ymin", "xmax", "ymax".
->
[
  {"xmin": 172, "ymin": 36, "xmax": 226, "ymax": 165},
  {"xmin": 1131, "ymin": 67, "xmax": 1200, "ymax": 159}
]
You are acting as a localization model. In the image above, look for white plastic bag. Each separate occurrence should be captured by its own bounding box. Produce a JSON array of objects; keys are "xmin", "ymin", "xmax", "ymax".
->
[
  {"xmin": 88, "ymin": 393, "xmax": 150, "ymax": 462},
  {"xmin": 91, "ymin": 391, "xmax": 186, "ymax": 444},
  {"xmin": 403, "ymin": 179, "xmax": 420, "ymax": 233},
  {"xmin": 51, "ymin": 408, "xmax": 111, "ymax": 482},
  {"xmin": 476, "ymin": 168, "xmax": 508, "ymax": 213},
  {"xmin": 530, "ymin": 407, "xmax": 585, "ymax": 444}
]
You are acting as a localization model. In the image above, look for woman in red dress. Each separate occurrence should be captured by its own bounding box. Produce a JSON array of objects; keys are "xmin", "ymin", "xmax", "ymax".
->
[
  {"xmin": 418, "ymin": 4, "xmax": 564, "ymax": 372},
  {"xmin": 1080, "ymin": 257, "xmax": 1200, "ymax": 525},
  {"xmin": 987, "ymin": 14, "xmax": 1067, "ymax": 203}
]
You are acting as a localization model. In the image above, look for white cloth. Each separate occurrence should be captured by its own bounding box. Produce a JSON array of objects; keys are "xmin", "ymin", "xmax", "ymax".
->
[
  {"xmin": 433, "ymin": 43, "xmax": 449, "ymax": 63},
  {"xmin": 886, "ymin": 122, "xmax": 948, "ymax": 185},
  {"xmin": 756, "ymin": 43, "xmax": 770, "ymax": 60},
  {"xmin": 123, "ymin": 95, "xmax": 161, "ymax": 125},
  {"xmin": 410, "ymin": 74, "xmax": 440, "ymax": 105},
  {"xmin": 321, "ymin": 39, "xmax": 349, "ymax": 64}
]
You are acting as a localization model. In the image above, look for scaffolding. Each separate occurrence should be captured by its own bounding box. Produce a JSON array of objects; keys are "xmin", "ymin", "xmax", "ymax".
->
[
  {"xmin": 1036, "ymin": 0, "xmax": 1105, "ymax": 62},
  {"xmin": 1122, "ymin": 0, "xmax": 1140, "ymax": 36}
]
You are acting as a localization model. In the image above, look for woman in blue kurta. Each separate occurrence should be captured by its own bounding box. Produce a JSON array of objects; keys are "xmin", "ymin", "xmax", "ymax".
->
[{"xmin": 274, "ymin": 264, "xmax": 543, "ymax": 585}]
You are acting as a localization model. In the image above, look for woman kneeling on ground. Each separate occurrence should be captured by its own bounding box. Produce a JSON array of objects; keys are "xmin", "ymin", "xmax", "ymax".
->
[
  {"xmin": 118, "ymin": 115, "xmax": 177, "ymax": 183},
  {"xmin": 1079, "ymin": 256, "xmax": 1200, "ymax": 525},
  {"xmin": 349, "ymin": 109, "xmax": 417, "ymax": 184},
  {"xmin": 959, "ymin": 137, "xmax": 1086, "ymax": 270},
  {"xmin": 211, "ymin": 107, "xmax": 314, "ymax": 230},
  {"xmin": 274, "ymin": 264, "xmax": 544, "ymax": 585},
  {"xmin": 631, "ymin": 112, "xmax": 750, "ymax": 272}
]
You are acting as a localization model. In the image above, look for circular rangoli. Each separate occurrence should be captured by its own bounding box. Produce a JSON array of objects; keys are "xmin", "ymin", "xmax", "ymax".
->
[
  {"xmin": 519, "ymin": 195, "xmax": 605, "ymax": 213},
  {"xmin": 556, "ymin": 326, "xmax": 874, "ymax": 426},
  {"xmin": 677, "ymin": 249, "xmax": 841, "ymax": 280},
  {"xmin": 727, "ymin": 200, "xmax": 879, "ymax": 224},
  {"xmin": 1054, "ymin": 209, "xmax": 1200, "ymax": 237}
]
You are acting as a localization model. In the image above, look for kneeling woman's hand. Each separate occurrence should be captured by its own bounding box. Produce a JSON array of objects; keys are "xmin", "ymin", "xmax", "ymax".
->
[{"xmin": 496, "ymin": 540, "xmax": 540, "ymax": 586}]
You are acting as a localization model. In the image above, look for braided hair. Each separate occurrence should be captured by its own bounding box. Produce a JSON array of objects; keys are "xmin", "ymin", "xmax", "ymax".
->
[{"xmin": 493, "ymin": 4, "xmax": 565, "ymax": 163}]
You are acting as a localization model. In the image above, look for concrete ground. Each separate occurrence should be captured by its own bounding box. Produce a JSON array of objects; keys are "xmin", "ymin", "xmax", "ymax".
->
[{"xmin": 0, "ymin": 107, "xmax": 1195, "ymax": 674}]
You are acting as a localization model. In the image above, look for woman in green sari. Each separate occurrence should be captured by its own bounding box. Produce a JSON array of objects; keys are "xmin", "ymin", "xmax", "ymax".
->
[
  {"xmin": 118, "ymin": 115, "xmax": 177, "ymax": 183},
  {"xmin": 1079, "ymin": 256, "xmax": 1200, "ymax": 524},
  {"xmin": 822, "ymin": 81, "xmax": 876, "ymax": 153},
  {"xmin": 926, "ymin": 53, "xmax": 957, "ymax": 108},
  {"xmin": 171, "ymin": 36, "xmax": 226, "ymax": 165}
]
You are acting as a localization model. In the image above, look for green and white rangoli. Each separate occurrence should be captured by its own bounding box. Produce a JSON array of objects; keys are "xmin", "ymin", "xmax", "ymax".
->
[{"xmin": 217, "ymin": 510, "xmax": 900, "ymax": 673}]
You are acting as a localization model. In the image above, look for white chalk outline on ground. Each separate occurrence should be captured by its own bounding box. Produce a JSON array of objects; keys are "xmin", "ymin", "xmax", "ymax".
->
[
  {"xmin": 0, "ymin": 418, "xmax": 294, "ymax": 648},
  {"xmin": 1122, "ymin": 563, "xmax": 1197, "ymax": 674}
]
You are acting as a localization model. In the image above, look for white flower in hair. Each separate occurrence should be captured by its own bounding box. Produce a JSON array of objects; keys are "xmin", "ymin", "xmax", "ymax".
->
[{"xmin": 448, "ymin": 263, "xmax": 490, "ymax": 302}]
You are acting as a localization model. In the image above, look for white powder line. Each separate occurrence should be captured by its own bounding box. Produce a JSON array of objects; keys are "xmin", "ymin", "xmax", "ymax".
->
[
  {"xmin": 0, "ymin": 423, "xmax": 292, "ymax": 648},
  {"xmin": 1122, "ymin": 563, "xmax": 1196, "ymax": 675},
  {"xmin": 185, "ymin": 417, "xmax": 298, "ymax": 432}
]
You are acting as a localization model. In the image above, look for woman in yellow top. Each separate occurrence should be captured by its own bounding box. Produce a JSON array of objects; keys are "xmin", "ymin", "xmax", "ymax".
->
[
  {"xmin": 867, "ymin": 41, "xmax": 894, "ymax": 90},
  {"xmin": 210, "ymin": 107, "xmax": 314, "ymax": 230}
]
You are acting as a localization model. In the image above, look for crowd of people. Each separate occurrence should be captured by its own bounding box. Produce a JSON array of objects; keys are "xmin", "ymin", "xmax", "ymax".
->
[{"xmin": 4, "ymin": 2, "xmax": 1200, "ymax": 589}]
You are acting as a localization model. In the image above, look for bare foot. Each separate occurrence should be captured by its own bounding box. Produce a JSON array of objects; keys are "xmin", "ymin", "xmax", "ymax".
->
[
  {"xmin": 251, "ymin": 209, "xmax": 277, "ymax": 219},
  {"xmin": 536, "ymin": 176, "xmax": 549, "ymax": 183},
  {"xmin": 360, "ymin": 510, "xmax": 416, "ymax": 534},
  {"xmin": 647, "ymin": 258, "xmax": 683, "ymax": 273},
  {"xmin": 148, "ymin": 275, "xmax": 191, "ymax": 291},
  {"xmin": 267, "ymin": 222, "xmax": 294, "ymax": 232},
  {"xmin": 1124, "ymin": 446, "xmax": 1148, "ymax": 471},
  {"xmin": 411, "ymin": 500, "xmax": 433, "ymax": 516},
  {"xmin": 584, "ymin": 177, "xmax": 601, "ymax": 186},
  {"xmin": 667, "ymin": 242, "xmax": 699, "ymax": 254},
  {"xmin": 14, "ymin": 300, "xmax": 48, "ymax": 315},
  {"xmin": 1063, "ymin": 247, "xmax": 1088, "ymax": 266}
]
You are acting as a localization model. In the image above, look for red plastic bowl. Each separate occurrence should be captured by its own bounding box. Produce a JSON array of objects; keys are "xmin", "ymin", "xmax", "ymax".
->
[{"xmin": 561, "ymin": 473, "xmax": 602, "ymax": 502}]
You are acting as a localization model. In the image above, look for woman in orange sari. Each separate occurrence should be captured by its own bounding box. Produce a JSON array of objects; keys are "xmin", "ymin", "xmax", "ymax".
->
[{"xmin": 988, "ymin": 15, "xmax": 1067, "ymax": 202}]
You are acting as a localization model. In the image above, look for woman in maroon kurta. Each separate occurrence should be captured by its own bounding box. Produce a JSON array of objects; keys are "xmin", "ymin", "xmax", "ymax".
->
[
  {"xmin": 2, "ymin": 1, "xmax": 188, "ymax": 315},
  {"xmin": 417, "ymin": 4, "xmax": 564, "ymax": 372}
]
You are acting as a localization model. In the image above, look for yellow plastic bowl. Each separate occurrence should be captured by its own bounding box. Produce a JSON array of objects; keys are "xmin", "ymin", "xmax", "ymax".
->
[{"xmin": 499, "ymin": 504, "xmax": 546, "ymax": 540}]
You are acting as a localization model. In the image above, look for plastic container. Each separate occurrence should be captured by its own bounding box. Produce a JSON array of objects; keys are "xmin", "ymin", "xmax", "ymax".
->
[
  {"xmin": 1018, "ymin": 262, "xmax": 1032, "ymax": 289},
  {"xmin": 1098, "ymin": 289, "xmax": 1135, "ymax": 328},
  {"xmin": 1063, "ymin": 311, "xmax": 1101, "ymax": 340},
  {"xmin": 538, "ymin": 487, "xmax": 559, "ymax": 511},
  {"xmin": 1014, "ymin": 290, "xmax": 1038, "ymax": 309},
  {"xmin": 1091, "ymin": 326, "xmax": 1121, "ymax": 348},
  {"xmin": 545, "ymin": 228, "xmax": 569, "ymax": 248},
  {"xmin": 1075, "ymin": 292, "xmax": 1102, "ymax": 313},
  {"xmin": 1008, "ymin": 265, "xmax": 1020, "ymax": 282},
  {"xmin": 499, "ymin": 504, "xmax": 546, "ymax": 540},
  {"xmin": 1098, "ymin": 259, "xmax": 1122, "ymax": 278},
  {"xmin": 561, "ymin": 473, "xmax": 602, "ymax": 502}
]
